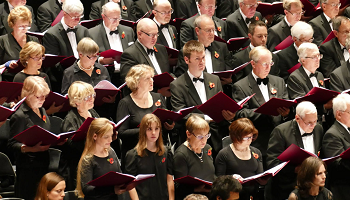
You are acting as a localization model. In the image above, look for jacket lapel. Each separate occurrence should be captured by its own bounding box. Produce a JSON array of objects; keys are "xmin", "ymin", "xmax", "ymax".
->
[
  {"xmin": 299, "ymin": 67, "xmax": 314, "ymax": 90},
  {"xmin": 184, "ymin": 73, "xmax": 203, "ymax": 105},
  {"xmin": 281, "ymin": 19, "xmax": 291, "ymax": 37},
  {"xmin": 292, "ymin": 120, "xmax": 305, "ymax": 149},
  {"xmin": 117, "ymin": 25, "xmax": 129, "ymax": 50},
  {"xmin": 321, "ymin": 14, "xmax": 332, "ymax": 33},
  {"xmin": 334, "ymin": 38, "xmax": 345, "ymax": 61},
  {"xmin": 267, "ymin": 76, "xmax": 278, "ymax": 99},
  {"xmin": 238, "ymin": 13, "xmax": 248, "ymax": 36},
  {"xmin": 100, "ymin": 24, "xmax": 111, "ymax": 51},
  {"xmin": 248, "ymin": 73, "xmax": 265, "ymax": 106},
  {"xmin": 135, "ymin": 41, "xmax": 154, "ymax": 68},
  {"xmin": 342, "ymin": 62, "xmax": 350, "ymax": 88},
  {"xmin": 58, "ymin": 23, "xmax": 74, "ymax": 56}
]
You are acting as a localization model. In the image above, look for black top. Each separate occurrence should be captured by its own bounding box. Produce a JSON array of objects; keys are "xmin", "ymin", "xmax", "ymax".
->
[
  {"xmin": 61, "ymin": 61, "xmax": 111, "ymax": 94},
  {"xmin": 124, "ymin": 147, "xmax": 173, "ymax": 200},
  {"xmin": 116, "ymin": 92, "xmax": 166, "ymax": 154},
  {"xmin": 13, "ymin": 71, "xmax": 52, "ymax": 90},
  {"xmin": 290, "ymin": 188, "xmax": 333, "ymax": 200},
  {"xmin": 80, "ymin": 148, "xmax": 122, "ymax": 200}
]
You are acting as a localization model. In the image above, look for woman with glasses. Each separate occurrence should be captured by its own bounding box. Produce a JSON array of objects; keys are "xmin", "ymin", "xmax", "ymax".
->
[
  {"xmin": 215, "ymin": 118, "xmax": 263, "ymax": 200},
  {"xmin": 125, "ymin": 114, "xmax": 174, "ymax": 200},
  {"xmin": 0, "ymin": 6, "xmax": 39, "ymax": 82},
  {"xmin": 288, "ymin": 157, "xmax": 332, "ymax": 200},
  {"xmin": 173, "ymin": 114, "xmax": 215, "ymax": 200}
]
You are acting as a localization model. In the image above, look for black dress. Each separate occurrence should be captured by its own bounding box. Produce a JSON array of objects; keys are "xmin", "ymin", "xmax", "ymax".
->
[
  {"xmin": 124, "ymin": 147, "xmax": 173, "ymax": 200},
  {"xmin": 7, "ymin": 102, "xmax": 51, "ymax": 200},
  {"xmin": 80, "ymin": 148, "xmax": 122, "ymax": 200},
  {"xmin": 173, "ymin": 143, "xmax": 215, "ymax": 200},
  {"xmin": 215, "ymin": 145, "xmax": 263, "ymax": 200},
  {"xmin": 290, "ymin": 188, "xmax": 333, "ymax": 200},
  {"xmin": 13, "ymin": 71, "xmax": 52, "ymax": 90}
]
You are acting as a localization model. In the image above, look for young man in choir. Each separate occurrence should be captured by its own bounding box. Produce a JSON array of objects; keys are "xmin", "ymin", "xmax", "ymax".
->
[
  {"xmin": 266, "ymin": 101, "xmax": 323, "ymax": 200},
  {"xmin": 209, "ymin": 175, "xmax": 242, "ymax": 200}
]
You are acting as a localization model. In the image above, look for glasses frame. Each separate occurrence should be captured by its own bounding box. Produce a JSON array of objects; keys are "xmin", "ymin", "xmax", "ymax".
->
[
  {"xmin": 86, "ymin": 54, "xmax": 98, "ymax": 60},
  {"xmin": 241, "ymin": 2, "xmax": 258, "ymax": 8},
  {"xmin": 325, "ymin": 2, "xmax": 341, "ymax": 7},
  {"xmin": 104, "ymin": 14, "xmax": 121, "ymax": 23},
  {"xmin": 141, "ymin": 30, "xmax": 159, "ymax": 38},
  {"xmin": 286, "ymin": 9, "xmax": 305, "ymax": 16},
  {"xmin": 191, "ymin": 132, "xmax": 211, "ymax": 140},
  {"xmin": 65, "ymin": 11, "xmax": 84, "ymax": 20},
  {"xmin": 198, "ymin": 27, "xmax": 215, "ymax": 34},
  {"xmin": 305, "ymin": 54, "xmax": 323, "ymax": 60},
  {"xmin": 30, "ymin": 55, "xmax": 46, "ymax": 61},
  {"xmin": 18, "ymin": 25, "xmax": 31, "ymax": 30},
  {"xmin": 83, "ymin": 93, "xmax": 96, "ymax": 101},
  {"xmin": 155, "ymin": 9, "xmax": 174, "ymax": 16},
  {"xmin": 300, "ymin": 117, "xmax": 317, "ymax": 127}
]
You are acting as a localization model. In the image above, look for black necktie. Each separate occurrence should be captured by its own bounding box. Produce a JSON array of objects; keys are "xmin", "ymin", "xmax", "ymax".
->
[
  {"xmin": 193, "ymin": 77, "xmax": 204, "ymax": 83},
  {"xmin": 302, "ymin": 133, "xmax": 313, "ymax": 137},
  {"xmin": 309, "ymin": 73, "xmax": 316, "ymax": 78},
  {"xmin": 245, "ymin": 17, "xmax": 252, "ymax": 24},
  {"xmin": 205, "ymin": 46, "xmax": 212, "ymax": 52},
  {"xmin": 66, "ymin": 28, "xmax": 76, "ymax": 33},
  {"xmin": 159, "ymin": 24, "xmax": 169, "ymax": 29},
  {"xmin": 257, "ymin": 77, "xmax": 269, "ymax": 85},
  {"xmin": 147, "ymin": 48, "xmax": 155, "ymax": 55},
  {"xmin": 110, "ymin": 29, "xmax": 119, "ymax": 35}
]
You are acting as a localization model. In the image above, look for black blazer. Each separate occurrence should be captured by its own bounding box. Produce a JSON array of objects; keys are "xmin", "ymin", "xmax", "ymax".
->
[
  {"xmin": 226, "ymin": 9, "xmax": 263, "ymax": 47},
  {"xmin": 176, "ymin": 0, "xmax": 198, "ymax": 19},
  {"xmin": 319, "ymin": 37, "xmax": 344, "ymax": 78},
  {"xmin": 88, "ymin": 23, "xmax": 135, "ymax": 52},
  {"xmin": 0, "ymin": 2, "xmax": 38, "ymax": 35},
  {"xmin": 179, "ymin": 14, "xmax": 227, "ymax": 48},
  {"xmin": 277, "ymin": 44, "xmax": 299, "ymax": 82},
  {"xmin": 36, "ymin": 0, "xmax": 62, "ymax": 32},
  {"xmin": 308, "ymin": 13, "xmax": 332, "ymax": 46},
  {"xmin": 216, "ymin": 0, "xmax": 239, "ymax": 18},
  {"xmin": 89, "ymin": 0, "xmax": 133, "ymax": 21},
  {"xmin": 329, "ymin": 61, "xmax": 350, "ymax": 92},
  {"xmin": 156, "ymin": 23, "xmax": 178, "ymax": 49},
  {"xmin": 130, "ymin": 0, "xmax": 175, "ymax": 21},
  {"xmin": 267, "ymin": 19, "xmax": 291, "ymax": 51},
  {"xmin": 120, "ymin": 40, "xmax": 171, "ymax": 81},
  {"xmin": 42, "ymin": 22, "xmax": 90, "ymax": 57}
]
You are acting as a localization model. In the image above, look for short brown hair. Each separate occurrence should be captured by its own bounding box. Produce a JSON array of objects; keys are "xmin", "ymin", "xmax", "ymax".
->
[
  {"xmin": 229, "ymin": 118, "xmax": 258, "ymax": 143},
  {"xmin": 21, "ymin": 76, "xmax": 50, "ymax": 99},
  {"xmin": 183, "ymin": 40, "xmax": 205, "ymax": 60},
  {"xmin": 283, "ymin": 0, "xmax": 303, "ymax": 11},
  {"xmin": 198, "ymin": 0, "xmax": 217, "ymax": 5},
  {"xmin": 35, "ymin": 172, "xmax": 64, "ymax": 200},
  {"xmin": 19, "ymin": 41, "xmax": 45, "ymax": 67},
  {"xmin": 77, "ymin": 37, "xmax": 99, "ymax": 56},
  {"xmin": 248, "ymin": 21, "xmax": 267, "ymax": 35},
  {"xmin": 186, "ymin": 114, "xmax": 209, "ymax": 134},
  {"xmin": 125, "ymin": 64, "xmax": 154, "ymax": 92},
  {"xmin": 8, "ymin": 6, "xmax": 32, "ymax": 28}
]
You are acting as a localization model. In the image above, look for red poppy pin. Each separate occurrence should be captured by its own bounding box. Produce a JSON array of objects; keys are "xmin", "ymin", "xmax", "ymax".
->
[
  {"xmin": 208, "ymin": 148, "xmax": 212, "ymax": 156},
  {"xmin": 252, "ymin": 152, "xmax": 259, "ymax": 159},
  {"xmin": 162, "ymin": 157, "xmax": 166, "ymax": 163},
  {"xmin": 271, "ymin": 88, "xmax": 277, "ymax": 95},
  {"xmin": 96, "ymin": 69, "xmax": 101, "ymax": 74},
  {"xmin": 121, "ymin": 31, "xmax": 125, "ymax": 39},
  {"xmin": 319, "ymin": 80, "xmax": 324, "ymax": 86},
  {"xmin": 173, "ymin": 34, "xmax": 176, "ymax": 39},
  {"xmin": 255, "ymin": 16, "xmax": 259, "ymax": 21},
  {"xmin": 209, "ymin": 82, "xmax": 215, "ymax": 89},
  {"xmin": 42, "ymin": 115, "xmax": 47, "ymax": 123},
  {"xmin": 107, "ymin": 158, "xmax": 114, "ymax": 164},
  {"xmin": 122, "ymin": 6, "xmax": 127, "ymax": 11},
  {"xmin": 318, "ymin": 151, "xmax": 320, "ymax": 157},
  {"xmin": 214, "ymin": 51, "xmax": 219, "ymax": 59},
  {"xmin": 154, "ymin": 46, "xmax": 158, "ymax": 53},
  {"xmin": 155, "ymin": 99, "xmax": 161, "ymax": 106},
  {"xmin": 217, "ymin": 26, "xmax": 222, "ymax": 32}
]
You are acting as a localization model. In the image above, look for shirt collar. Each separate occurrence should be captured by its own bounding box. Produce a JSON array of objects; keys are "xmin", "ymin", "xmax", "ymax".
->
[
  {"xmin": 251, "ymin": 71, "xmax": 261, "ymax": 81},
  {"xmin": 302, "ymin": 66, "xmax": 313, "ymax": 77},
  {"xmin": 153, "ymin": 18, "xmax": 161, "ymax": 27},
  {"xmin": 249, "ymin": 43, "xmax": 255, "ymax": 50},
  {"xmin": 137, "ymin": 39, "xmax": 152, "ymax": 53},
  {"xmin": 239, "ymin": 8, "xmax": 248, "ymax": 21},
  {"xmin": 61, "ymin": 17, "xmax": 75, "ymax": 30},
  {"xmin": 187, "ymin": 70, "xmax": 204, "ymax": 80},
  {"xmin": 294, "ymin": 43, "xmax": 299, "ymax": 51},
  {"xmin": 337, "ymin": 120, "xmax": 350, "ymax": 133},
  {"xmin": 323, "ymin": 12, "xmax": 332, "ymax": 23},
  {"xmin": 7, "ymin": 2, "xmax": 14, "ymax": 11},
  {"xmin": 58, "ymin": 0, "xmax": 62, "ymax": 4},
  {"xmin": 284, "ymin": 16, "xmax": 292, "ymax": 27},
  {"xmin": 103, "ymin": 21, "xmax": 117, "ymax": 34},
  {"xmin": 295, "ymin": 119, "xmax": 310, "ymax": 136}
]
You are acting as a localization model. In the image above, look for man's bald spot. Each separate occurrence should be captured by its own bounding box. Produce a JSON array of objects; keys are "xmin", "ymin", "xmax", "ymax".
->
[{"xmin": 137, "ymin": 18, "xmax": 157, "ymax": 32}]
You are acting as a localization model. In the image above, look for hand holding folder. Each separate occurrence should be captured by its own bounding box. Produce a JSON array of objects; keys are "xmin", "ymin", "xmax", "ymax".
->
[
  {"xmin": 94, "ymin": 81, "xmax": 126, "ymax": 106},
  {"xmin": 242, "ymin": 161, "xmax": 289, "ymax": 184},
  {"xmin": 152, "ymin": 106, "xmax": 196, "ymax": 124},
  {"xmin": 0, "ymin": 81, "xmax": 23, "ymax": 102},
  {"xmin": 255, "ymin": 98, "xmax": 297, "ymax": 116},
  {"xmin": 42, "ymin": 92, "xmax": 71, "ymax": 113},
  {"xmin": 174, "ymin": 176, "xmax": 212, "ymax": 189},
  {"xmin": 214, "ymin": 36, "xmax": 249, "ymax": 52},
  {"xmin": 100, "ymin": 49, "xmax": 123, "ymax": 63},
  {"xmin": 256, "ymin": 2, "xmax": 284, "ymax": 17},
  {"xmin": 0, "ymin": 97, "xmax": 26, "ymax": 122},
  {"xmin": 212, "ymin": 62, "xmax": 249, "ymax": 79}
]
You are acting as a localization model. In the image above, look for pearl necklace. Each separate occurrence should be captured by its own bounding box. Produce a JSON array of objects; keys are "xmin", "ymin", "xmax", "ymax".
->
[
  {"xmin": 187, "ymin": 142, "xmax": 204, "ymax": 163},
  {"xmin": 78, "ymin": 61, "xmax": 93, "ymax": 71}
]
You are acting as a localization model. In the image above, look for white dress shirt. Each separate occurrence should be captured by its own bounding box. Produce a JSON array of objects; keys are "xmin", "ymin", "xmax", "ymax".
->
[
  {"xmin": 339, "ymin": 42, "xmax": 349, "ymax": 62},
  {"xmin": 303, "ymin": 67, "xmax": 319, "ymax": 88},
  {"xmin": 153, "ymin": 18, "xmax": 174, "ymax": 48},
  {"xmin": 324, "ymin": 13, "xmax": 333, "ymax": 30},
  {"xmin": 297, "ymin": 122, "xmax": 315, "ymax": 154},
  {"xmin": 138, "ymin": 40, "xmax": 162, "ymax": 75},
  {"xmin": 252, "ymin": 71, "xmax": 269, "ymax": 102},
  {"xmin": 103, "ymin": 22, "xmax": 123, "ymax": 72},
  {"xmin": 205, "ymin": 48, "xmax": 213, "ymax": 73},
  {"xmin": 61, "ymin": 18, "xmax": 79, "ymax": 58}
]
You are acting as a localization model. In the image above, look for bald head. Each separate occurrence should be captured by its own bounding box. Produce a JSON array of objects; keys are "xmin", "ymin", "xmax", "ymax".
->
[
  {"xmin": 137, "ymin": 18, "xmax": 159, "ymax": 49},
  {"xmin": 101, "ymin": 2, "xmax": 121, "ymax": 31},
  {"xmin": 153, "ymin": 0, "xmax": 172, "ymax": 24}
]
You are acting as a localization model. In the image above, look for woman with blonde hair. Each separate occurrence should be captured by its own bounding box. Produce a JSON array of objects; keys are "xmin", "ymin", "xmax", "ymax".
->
[
  {"xmin": 35, "ymin": 172, "xmax": 66, "ymax": 200},
  {"xmin": 76, "ymin": 118, "xmax": 129, "ymax": 200},
  {"xmin": 125, "ymin": 114, "xmax": 174, "ymax": 200}
]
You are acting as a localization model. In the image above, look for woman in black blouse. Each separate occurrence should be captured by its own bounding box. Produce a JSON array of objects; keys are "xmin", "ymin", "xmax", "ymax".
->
[
  {"xmin": 125, "ymin": 114, "xmax": 174, "ymax": 200},
  {"xmin": 116, "ymin": 64, "xmax": 175, "ymax": 167},
  {"xmin": 7, "ymin": 76, "xmax": 52, "ymax": 200},
  {"xmin": 173, "ymin": 114, "xmax": 214, "ymax": 200},
  {"xmin": 76, "ymin": 118, "xmax": 129, "ymax": 200},
  {"xmin": 215, "ymin": 118, "xmax": 264, "ymax": 200}
]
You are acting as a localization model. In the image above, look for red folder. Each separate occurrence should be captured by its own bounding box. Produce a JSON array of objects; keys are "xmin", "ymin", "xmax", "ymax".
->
[
  {"xmin": 300, "ymin": 0, "xmax": 322, "ymax": 17},
  {"xmin": 0, "ymin": 81, "xmax": 23, "ymax": 102},
  {"xmin": 42, "ymin": 92, "xmax": 71, "ymax": 113},
  {"xmin": 277, "ymin": 143, "xmax": 317, "ymax": 165},
  {"xmin": 212, "ymin": 62, "xmax": 249, "ymax": 79},
  {"xmin": 99, "ymin": 49, "xmax": 123, "ymax": 63},
  {"xmin": 87, "ymin": 171, "xmax": 155, "ymax": 191},
  {"xmin": 174, "ymin": 176, "xmax": 212, "ymax": 188},
  {"xmin": 153, "ymin": 72, "xmax": 174, "ymax": 88},
  {"xmin": 197, "ymin": 92, "xmax": 255, "ymax": 122},
  {"xmin": 255, "ymin": 98, "xmax": 297, "ymax": 116},
  {"xmin": 13, "ymin": 125, "xmax": 76, "ymax": 146},
  {"xmin": 169, "ymin": 18, "xmax": 185, "ymax": 33},
  {"xmin": 256, "ymin": 2, "xmax": 284, "ymax": 17},
  {"xmin": 94, "ymin": 81, "xmax": 126, "ymax": 106},
  {"xmin": 0, "ymin": 97, "xmax": 26, "ymax": 122},
  {"xmin": 51, "ymin": 10, "xmax": 64, "ymax": 27},
  {"xmin": 70, "ymin": 117, "xmax": 94, "ymax": 142},
  {"xmin": 165, "ymin": 46, "xmax": 179, "ymax": 59},
  {"xmin": 119, "ymin": 10, "xmax": 151, "ymax": 29},
  {"xmin": 275, "ymin": 36, "xmax": 293, "ymax": 51},
  {"xmin": 242, "ymin": 161, "xmax": 289, "ymax": 184},
  {"xmin": 59, "ymin": 56, "xmax": 77, "ymax": 68},
  {"xmin": 340, "ymin": 0, "xmax": 350, "ymax": 8},
  {"xmin": 288, "ymin": 63, "xmax": 301, "ymax": 74},
  {"xmin": 79, "ymin": 18, "xmax": 102, "ymax": 29},
  {"xmin": 42, "ymin": 54, "xmax": 67, "ymax": 68},
  {"xmin": 295, "ymin": 87, "xmax": 340, "ymax": 105},
  {"xmin": 321, "ymin": 31, "xmax": 335, "ymax": 45},
  {"xmin": 215, "ymin": 36, "xmax": 249, "ymax": 52},
  {"xmin": 152, "ymin": 106, "xmax": 196, "ymax": 124}
]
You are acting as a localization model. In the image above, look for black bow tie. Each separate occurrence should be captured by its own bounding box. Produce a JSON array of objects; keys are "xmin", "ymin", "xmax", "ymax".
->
[
  {"xmin": 302, "ymin": 133, "xmax": 313, "ymax": 137},
  {"xmin": 245, "ymin": 17, "xmax": 252, "ymax": 24},
  {"xmin": 159, "ymin": 24, "xmax": 169, "ymax": 29},
  {"xmin": 193, "ymin": 77, "xmax": 204, "ymax": 83},
  {"xmin": 309, "ymin": 73, "xmax": 316, "ymax": 78},
  {"xmin": 66, "ymin": 28, "xmax": 76, "ymax": 33},
  {"xmin": 205, "ymin": 45, "xmax": 212, "ymax": 52},
  {"xmin": 257, "ymin": 77, "xmax": 269, "ymax": 85},
  {"xmin": 329, "ymin": 19, "xmax": 332, "ymax": 24},
  {"xmin": 147, "ymin": 48, "xmax": 155, "ymax": 55},
  {"xmin": 110, "ymin": 29, "xmax": 119, "ymax": 35}
]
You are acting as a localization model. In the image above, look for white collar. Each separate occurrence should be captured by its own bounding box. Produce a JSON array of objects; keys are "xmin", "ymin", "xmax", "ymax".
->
[
  {"xmin": 103, "ymin": 21, "xmax": 117, "ymax": 33},
  {"xmin": 284, "ymin": 16, "xmax": 292, "ymax": 27},
  {"xmin": 7, "ymin": 2, "xmax": 14, "ymax": 11},
  {"xmin": 337, "ymin": 120, "xmax": 350, "ymax": 133},
  {"xmin": 187, "ymin": 70, "xmax": 204, "ymax": 80},
  {"xmin": 249, "ymin": 43, "xmax": 255, "ymax": 50},
  {"xmin": 302, "ymin": 66, "xmax": 314, "ymax": 77},
  {"xmin": 323, "ymin": 12, "xmax": 332, "ymax": 23},
  {"xmin": 61, "ymin": 17, "xmax": 75, "ymax": 30},
  {"xmin": 296, "ymin": 119, "xmax": 308, "ymax": 136},
  {"xmin": 239, "ymin": 8, "xmax": 248, "ymax": 21}
]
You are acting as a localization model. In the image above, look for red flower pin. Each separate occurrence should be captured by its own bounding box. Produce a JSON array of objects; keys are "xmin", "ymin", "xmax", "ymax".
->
[
  {"xmin": 122, "ymin": 6, "xmax": 127, "ymax": 11},
  {"xmin": 214, "ymin": 51, "xmax": 219, "ymax": 59},
  {"xmin": 107, "ymin": 158, "xmax": 114, "ymax": 164},
  {"xmin": 255, "ymin": 16, "xmax": 259, "ymax": 21},
  {"xmin": 42, "ymin": 115, "xmax": 47, "ymax": 123},
  {"xmin": 121, "ymin": 31, "xmax": 125, "ymax": 39},
  {"xmin": 209, "ymin": 82, "xmax": 215, "ymax": 89},
  {"xmin": 96, "ymin": 69, "xmax": 101, "ymax": 74},
  {"xmin": 162, "ymin": 157, "xmax": 166, "ymax": 163},
  {"xmin": 173, "ymin": 34, "xmax": 176, "ymax": 39},
  {"xmin": 154, "ymin": 46, "xmax": 158, "ymax": 53},
  {"xmin": 252, "ymin": 152, "xmax": 259, "ymax": 159},
  {"xmin": 155, "ymin": 100, "xmax": 161, "ymax": 106},
  {"xmin": 319, "ymin": 80, "xmax": 324, "ymax": 86},
  {"xmin": 208, "ymin": 148, "xmax": 212, "ymax": 156},
  {"xmin": 271, "ymin": 88, "xmax": 277, "ymax": 95},
  {"xmin": 217, "ymin": 26, "xmax": 222, "ymax": 32}
]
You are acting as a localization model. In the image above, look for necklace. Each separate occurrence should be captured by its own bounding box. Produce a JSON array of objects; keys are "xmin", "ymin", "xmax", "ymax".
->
[
  {"xmin": 187, "ymin": 142, "xmax": 203, "ymax": 163},
  {"xmin": 78, "ymin": 61, "xmax": 94, "ymax": 71}
]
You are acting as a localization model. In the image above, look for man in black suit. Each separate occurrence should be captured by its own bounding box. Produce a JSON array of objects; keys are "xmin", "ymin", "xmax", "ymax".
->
[
  {"xmin": 319, "ymin": 16, "xmax": 350, "ymax": 78},
  {"xmin": 89, "ymin": 0, "xmax": 133, "ymax": 21},
  {"xmin": 277, "ymin": 21, "xmax": 314, "ymax": 81},
  {"xmin": 330, "ymin": 60, "xmax": 350, "ymax": 92},
  {"xmin": 232, "ymin": 46, "xmax": 290, "ymax": 158},
  {"xmin": 226, "ymin": 0, "xmax": 262, "ymax": 48},
  {"xmin": 0, "ymin": 0, "xmax": 38, "ymax": 35},
  {"xmin": 308, "ymin": 0, "xmax": 340, "ymax": 46},
  {"xmin": 216, "ymin": 0, "xmax": 239, "ymax": 18},
  {"xmin": 36, "ymin": 0, "xmax": 63, "ymax": 32},
  {"xmin": 176, "ymin": 0, "xmax": 198, "ymax": 19},
  {"xmin": 180, "ymin": 0, "xmax": 227, "ymax": 48},
  {"xmin": 171, "ymin": 40, "xmax": 235, "ymax": 156},
  {"xmin": 266, "ymin": 0, "xmax": 303, "ymax": 51},
  {"xmin": 130, "ymin": 0, "xmax": 175, "ymax": 22},
  {"xmin": 152, "ymin": 0, "xmax": 178, "ymax": 49},
  {"xmin": 266, "ymin": 101, "xmax": 323, "ymax": 200},
  {"xmin": 323, "ymin": 93, "xmax": 350, "ymax": 200},
  {"xmin": 89, "ymin": 2, "xmax": 135, "ymax": 87},
  {"xmin": 120, "ymin": 18, "xmax": 172, "ymax": 97},
  {"xmin": 233, "ymin": 20, "xmax": 279, "ymax": 81}
]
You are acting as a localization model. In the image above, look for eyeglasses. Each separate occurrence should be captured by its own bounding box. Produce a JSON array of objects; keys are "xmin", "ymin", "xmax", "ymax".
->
[
  {"xmin": 30, "ymin": 55, "xmax": 46, "ymax": 61},
  {"xmin": 241, "ymin": 2, "xmax": 258, "ymax": 8},
  {"xmin": 83, "ymin": 93, "xmax": 96, "ymax": 101},
  {"xmin": 86, "ymin": 54, "xmax": 98, "ymax": 60},
  {"xmin": 341, "ymin": 110, "xmax": 350, "ymax": 115},
  {"xmin": 155, "ymin": 9, "xmax": 174, "ymax": 16},
  {"xmin": 199, "ymin": 5, "xmax": 217, "ymax": 10},
  {"xmin": 198, "ymin": 27, "xmax": 215, "ymax": 33},
  {"xmin": 104, "ymin": 14, "xmax": 121, "ymax": 23},
  {"xmin": 34, "ymin": 94, "xmax": 48, "ymax": 100},
  {"xmin": 18, "ymin": 25, "xmax": 31, "ymax": 30},
  {"xmin": 300, "ymin": 117, "xmax": 317, "ymax": 127},
  {"xmin": 256, "ymin": 61, "xmax": 274, "ymax": 67},
  {"xmin": 192, "ymin": 132, "xmax": 211, "ymax": 140},
  {"xmin": 242, "ymin": 135, "xmax": 255, "ymax": 141},
  {"xmin": 298, "ymin": 37, "xmax": 314, "ymax": 43},
  {"xmin": 65, "ymin": 12, "xmax": 84, "ymax": 20},
  {"xmin": 286, "ymin": 10, "xmax": 305, "ymax": 16},
  {"xmin": 305, "ymin": 54, "xmax": 323, "ymax": 60},
  {"xmin": 141, "ymin": 30, "xmax": 159, "ymax": 38},
  {"xmin": 325, "ymin": 2, "xmax": 341, "ymax": 7}
]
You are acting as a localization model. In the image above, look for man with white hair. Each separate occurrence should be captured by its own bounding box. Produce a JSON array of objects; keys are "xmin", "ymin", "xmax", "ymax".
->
[
  {"xmin": 89, "ymin": 0, "xmax": 133, "ymax": 20},
  {"xmin": 266, "ymin": 101, "xmax": 324, "ymax": 200},
  {"xmin": 277, "ymin": 21, "xmax": 314, "ymax": 81},
  {"xmin": 323, "ymin": 93, "xmax": 350, "ymax": 199}
]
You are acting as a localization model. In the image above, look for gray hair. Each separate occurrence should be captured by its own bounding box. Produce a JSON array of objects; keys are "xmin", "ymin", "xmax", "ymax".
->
[
  {"xmin": 102, "ymin": 2, "xmax": 121, "ymax": 15},
  {"xmin": 291, "ymin": 21, "xmax": 314, "ymax": 39},
  {"xmin": 319, "ymin": 0, "xmax": 328, "ymax": 5},
  {"xmin": 333, "ymin": 16, "xmax": 350, "ymax": 32},
  {"xmin": 194, "ymin": 14, "xmax": 212, "ymax": 28},
  {"xmin": 333, "ymin": 93, "xmax": 350, "ymax": 116},
  {"xmin": 238, "ymin": 0, "xmax": 245, "ymax": 4},
  {"xmin": 249, "ymin": 46, "xmax": 272, "ymax": 62},
  {"xmin": 345, "ymin": 33, "xmax": 350, "ymax": 49},
  {"xmin": 297, "ymin": 42, "xmax": 318, "ymax": 59},
  {"xmin": 62, "ymin": 0, "xmax": 84, "ymax": 14},
  {"xmin": 296, "ymin": 101, "xmax": 317, "ymax": 118}
]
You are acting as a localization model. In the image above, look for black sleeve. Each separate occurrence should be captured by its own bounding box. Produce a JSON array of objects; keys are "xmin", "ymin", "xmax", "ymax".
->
[
  {"xmin": 215, "ymin": 148, "xmax": 228, "ymax": 176},
  {"xmin": 116, "ymin": 98, "xmax": 140, "ymax": 141}
]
